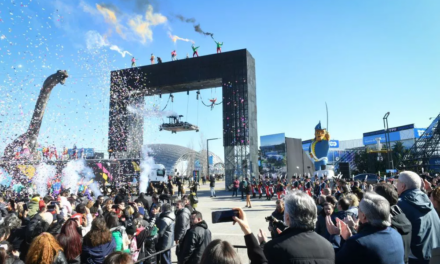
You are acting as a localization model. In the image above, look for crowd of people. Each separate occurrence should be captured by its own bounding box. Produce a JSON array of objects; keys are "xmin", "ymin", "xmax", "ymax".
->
[{"xmin": 0, "ymin": 170, "xmax": 439, "ymax": 264}]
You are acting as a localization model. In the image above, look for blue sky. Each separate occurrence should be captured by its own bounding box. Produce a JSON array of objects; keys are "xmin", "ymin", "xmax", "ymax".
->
[
  {"xmin": 261, "ymin": 133, "xmax": 285, "ymax": 147},
  {"xmin": 1, "ymin": 0, "xmax": 439, "ymax": 160}
]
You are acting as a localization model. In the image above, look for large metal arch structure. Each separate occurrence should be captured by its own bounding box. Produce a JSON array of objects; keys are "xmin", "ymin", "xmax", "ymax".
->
[{"xmin": 108, "ymin": 49, "xmax": 258, "ymax": 187}]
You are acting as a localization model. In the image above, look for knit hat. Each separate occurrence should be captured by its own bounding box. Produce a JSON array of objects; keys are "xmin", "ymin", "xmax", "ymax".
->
[{"xmin": 39, "ymin": 200, "xmax": 46, "ymax": 211}]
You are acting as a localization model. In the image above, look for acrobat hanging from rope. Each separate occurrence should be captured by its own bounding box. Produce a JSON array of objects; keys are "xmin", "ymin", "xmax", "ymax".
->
[{"xmin": 209, "ymin": 98, "xmax": 217, "ymax": 110}]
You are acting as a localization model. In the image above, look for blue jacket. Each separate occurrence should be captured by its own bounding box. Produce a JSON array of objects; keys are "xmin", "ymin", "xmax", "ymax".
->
[
  {"xmin": 398, "ymin": 189, "xmax": 440, "ymax": 262},
  {"xmin": 336, "ymin": 224, "xmax": 404, "ymax": 264},
  {"xmin": 81, "ymin": 237, "xmax": 116, "ymax": 264}
]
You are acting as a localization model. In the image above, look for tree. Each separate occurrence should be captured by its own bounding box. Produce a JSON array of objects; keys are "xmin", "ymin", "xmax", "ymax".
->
[{"xmin": 392, "ymin": 141, "xmax": 409, "ymax": 169}]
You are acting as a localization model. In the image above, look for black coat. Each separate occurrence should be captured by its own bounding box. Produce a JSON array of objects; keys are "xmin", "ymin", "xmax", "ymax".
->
[
  {"xmin": 174, "ymin": 207, "xmax": 191, "ymax": 242},
  {"xmin": 209, "ymin": 177, "xmax": 215, "ymax": 187},
  {"xmin": 179, "ymin": 220, "xmax": 212, "ymax": 264},
  {"xmin": 53, "ymin": 251, "xmax": 69, "ymax": 264},
  {"xmin": 390, "ymin": 205, "xmax": 412, "ymax": 264},
  {"xmin": 263, "ymin": 228, "xmax": 334, "ymax": 264}
]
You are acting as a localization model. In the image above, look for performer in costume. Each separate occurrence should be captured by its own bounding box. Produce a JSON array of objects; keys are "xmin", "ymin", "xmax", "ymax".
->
[
  {"xmin": 258, "ymin": 181, "xmax": 263, "ymax": 199},
  {"xmin": 131, "ymin": 57, "xmax": 136, "ymax": 67},
  {"xmin": 171, "ymin": 50, "xmax": 177, "ymax": 61},
  {"xmin": 192, "ymin": 44, "xmax": 199, "ymax": 57},
  {"xmin": 214, "ymin": 40, "xmax": 223, "ymax": 53},
  {"xmin": 150, "ymin": 54, "xmax": 155, "ymax": 65},
  {"xmin": 309, "ymin": 121, "xmax": 330, "ymax": 171}
]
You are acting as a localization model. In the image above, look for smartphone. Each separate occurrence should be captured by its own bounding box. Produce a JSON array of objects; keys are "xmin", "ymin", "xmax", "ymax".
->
[{"xmin": 212, "ymin": 210, "xmax": 239, "ymax": 224}]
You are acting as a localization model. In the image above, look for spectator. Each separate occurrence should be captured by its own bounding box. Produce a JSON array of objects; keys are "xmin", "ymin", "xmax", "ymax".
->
[
  {"xmin": 179, "ymin": 211, "xmax": 212, "ymax": 264},
  {"xmin": 25, "ymin": 232, "xmax": 68, "ymax": 264},
  {"xmin": 240, "ymin": 178, "xmax": 247, "ymax": 201},
  {"xmin": 210, "ymin": 175, "xmax": 216, "ymax": 198},
  {"xmin": 0, "ymin": 244, "xmax": 24, "ymax": 264},
  {"xmin": 268, "ymin": 200, "xmax": 284, "ymax": 239},
  {"xmin": 345, "ymin": 193, "xmax": 359, "ymax": 218},
  {"xmin": 137, "ymin": 193, "xmax": 150, "ymax": 211},
  {"xmin": 156, "ymin": 203, "xmax": 175, "ymax": 264},
  {"xmin": 26, "ymin": 195, "xmax": 40, "ymax": 218},
  {"xmin": 429, "ymin": 187, "xmax": 440, "ymax": 218},
  {"xmin": 182, "ymin": 196, "xmax": 193, "ymax": 213},
  {"xmin": 135, "ymin": 218, "xmax": 158, "ymax": 264},
  {"xmin": 397, "ymin": 171, "xmax": 440, "ymax": 264},
  {"xmin": 106, "ymin": 212, "xmax": 130, "ymax": 253},
  {"xmin": 316, "ymin": 195, "xmax": 326, "ymax": 215},
  {"xmin": 174, "ymin": 200, "xmax": 191, "ymax": 250},
  {"xmin": 375, "ymin": 183, "xmax": 412, "ymax": 264},
  {"xmin": 245, "ymin": 178, "xmax": 252, "ymax": 208},
  {"xmin": 57, "ymin": 219, "xmax": 82, "ymax": 264},
  {"xmin": 328, "ymin": 192, "xmax": 405, "ymax": 264},
  {"xmin": 198, "ymin": 239, "xmax": 242, "ymax": 264},
  {"xmin": 149, "ymin": 195, "xmax": 161, "ymax": 219},
  {"xmin": 232, "ymin": 177, "xmax": 239, "ymax": 197},
  {"xmin": 103, "ymin": 252, "xmax": 133, "ymax": 264},
  {"xmin": 316, "ymin": 202, "xmax": 334, "ymax": 240},
  {"xmin": 262, "ymin": 191, "xmax": 334, "ymax": 264},
  {"xmin": 333, "ymin": 198, "xmax": 355, "ymax": 221},
  {"xmin": 81, "ymin": 216, "xmax": 116, "ymax": 264}
]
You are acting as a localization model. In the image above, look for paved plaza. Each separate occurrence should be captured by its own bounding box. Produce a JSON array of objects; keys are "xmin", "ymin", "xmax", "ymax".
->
[{"xmin": 169, "ymin": 180, "xmax": 277, "ymax": 263}]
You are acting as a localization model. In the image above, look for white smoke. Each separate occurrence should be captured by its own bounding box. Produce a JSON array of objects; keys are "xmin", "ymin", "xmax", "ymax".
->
[
  {"xmin": 110, "ymin": 45, "xmax": 133, "ymax": 58},
  {"xmin": 139, "ymin": 145, "xmax": 155, "ymax": 193},
  {"xmin": 33, "ymin": 163, "xmax": 56, "ymax": 196},
  {"xmin": 62, "ymin": 159, "xmax": 102, "ymax": 196},
  {"xmin": 85, "ymin": 30, "xmax": 132, "ymax": 58}
]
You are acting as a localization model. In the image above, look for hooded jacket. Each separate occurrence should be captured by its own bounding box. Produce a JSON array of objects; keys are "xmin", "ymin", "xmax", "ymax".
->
[
  {"xmin": 27, "ymin": 197, "xmax": 40, "ymax": 218},
  {"xmin": 398, "ymin": 189, "xmax": 440, "ymax": 262},
  {"xmin": 179, "ymin": 220, "xmax": 212, "ymax": 264},
  {"xmin": 390, "ymin": 205, "xmax": 412, "ymax": 264},
  {"xmin": 156, "ymin": 210, "xmax": 175, "ymax": 251},
  {"xmin": 81, "ymin": 236, "xmax": 116, "ymax": 264},
  {"xmin": 174, "ymin": 207, "xmax": 191, "ymax": 242}
]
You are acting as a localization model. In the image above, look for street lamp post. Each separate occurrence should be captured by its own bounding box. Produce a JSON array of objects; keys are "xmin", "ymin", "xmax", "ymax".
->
[
  {"xmin": 383, "ymin": 112, "xmax": 394, "ymax": 170},
  {"xmin": 207, "ymin": 138, "xmax": 219, "ymax": 179}
]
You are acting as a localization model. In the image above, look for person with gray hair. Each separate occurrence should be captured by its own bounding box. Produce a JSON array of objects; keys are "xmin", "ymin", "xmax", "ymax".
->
[
  {"xmin": 397, "ymin": 171, "xmax": 440, "ymax": 264},
  {"xmin": 262, "ymin": 191, "xmax": 335, "ymax": 264},
  {"xmin": 329, "ymin": 192, "xmax": 405, "ymax": 264}
]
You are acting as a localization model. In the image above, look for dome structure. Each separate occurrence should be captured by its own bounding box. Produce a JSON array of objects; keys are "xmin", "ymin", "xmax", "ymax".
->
[{"xmin": 147, "ymin": 144, "xmax": 224, "ymax": 176}]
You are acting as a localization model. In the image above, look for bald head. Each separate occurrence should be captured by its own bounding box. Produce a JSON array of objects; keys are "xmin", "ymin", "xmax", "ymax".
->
[{"xmin": 398, "ymin": 171, "xmax": 421, "ymax": 195}]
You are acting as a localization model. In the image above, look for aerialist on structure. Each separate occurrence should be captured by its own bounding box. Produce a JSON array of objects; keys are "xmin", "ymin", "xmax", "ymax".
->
[
  {"xmin": 131, "ymin": 57, "xmax": 136, "ymax": 67},
  {"xmin": 150, "ymin": 54, "xmax": 155, "ymax": 64},
  {"xmin": 171, "ymin": 50, "xmax": 177, "ymax": 61},
  {"xmin": 192, "ymin": 44, "xmax": 199, "ymax": 57},
  {"xmin": 212, "ymin": 36, "xmax": 223, "ymax": 53}
]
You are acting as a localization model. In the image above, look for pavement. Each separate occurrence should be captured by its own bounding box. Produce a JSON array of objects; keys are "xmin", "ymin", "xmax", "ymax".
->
[{"xmin": 169, "ymin": 180, "xmax": 277, "ymax": 263}]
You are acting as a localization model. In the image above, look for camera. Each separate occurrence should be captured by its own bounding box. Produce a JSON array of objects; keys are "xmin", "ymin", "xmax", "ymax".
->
[{"xmin": 265, "ymin": 215, "xmax": 276, "ymax": 222}]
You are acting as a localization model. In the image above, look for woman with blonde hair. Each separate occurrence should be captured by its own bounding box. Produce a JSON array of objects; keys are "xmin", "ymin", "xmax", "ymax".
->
[{"xmin": 25, "ymin": 232, "xmax": 67, "ymax": 264}]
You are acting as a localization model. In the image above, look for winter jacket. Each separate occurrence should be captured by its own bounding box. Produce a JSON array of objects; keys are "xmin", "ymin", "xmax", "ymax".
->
[
  {"xmin": 53, "ymin": 251, "xmax": 69, "ymax": 264},
  {"xmin": 81, "ymin": 236, "xmax": 116, "ymax": 264},
  {"xmin": 179, "ymin": 220, "xmax": 212, "ymax": 264},
  {"xmin": 398, "ymin": 188, "xmax": 440, "ymax": 262},
  {"xmin": 156, "ymin": 210, "xmax": 175, "ymax": 251},
  {"xmin": 67, "ymin": 255, "xmax": 81, "ymax": 264},
  {"xmin": 109, "ymin": 226, "xmax": 130, "ymax": 253},
  {"xmin": 233, "ymin": 180, "xmax": 240, "ymax": 189},
  {"xmin": 209, "ymin": 176, "xmax": 215, "ymax": 187},
  {"xmin": 263, "ymin": 227, "xmax": 334, "ymax": 264},
  {"xmin": 174, "ymin": 207, "xmax": 191, "ymax": 242},
  {"xmin": 335, "ymin": 224, "xmax": 405, "ymax": 264},
  {"xmin": 390, "ymin": 205, "xmax": 412, "ymax": 264},
  {"xmin": 27, "ymin": 197, "xmax": 40, "ymax": 218}
]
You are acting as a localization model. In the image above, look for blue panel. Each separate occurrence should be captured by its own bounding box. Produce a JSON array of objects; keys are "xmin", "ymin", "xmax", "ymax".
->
[{"xmin": 363, "ymin": 131, "xmax": 402, "ymax": 145}]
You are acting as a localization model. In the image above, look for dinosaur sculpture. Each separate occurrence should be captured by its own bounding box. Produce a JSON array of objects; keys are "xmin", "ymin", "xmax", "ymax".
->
[{"xmin": 3, "ymin": 70, "xmax": 68, "ymax": 160}]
